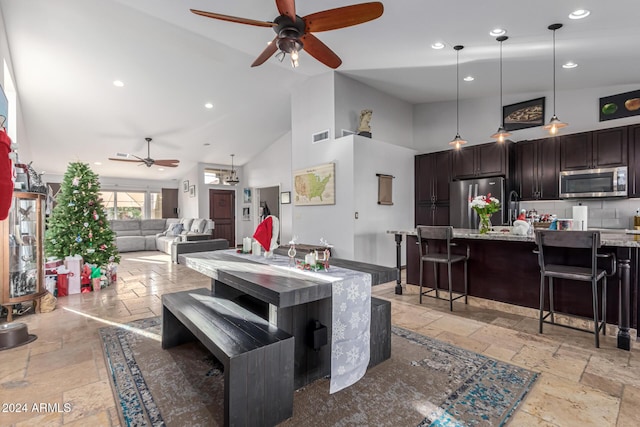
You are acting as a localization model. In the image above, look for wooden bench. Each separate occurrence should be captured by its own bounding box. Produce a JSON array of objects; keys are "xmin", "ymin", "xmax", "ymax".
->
[{"xmin": 162, "ymin": 288, "xmax": 294, "ymax": 427}]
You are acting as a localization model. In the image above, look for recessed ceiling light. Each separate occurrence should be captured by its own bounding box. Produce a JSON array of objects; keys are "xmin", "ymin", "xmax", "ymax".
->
[
  {"xmin": 431, "ymin": 42, "xmax": 445, "ymax": 50},
  {"xmin": 158, "ymin": 168, "xmax": 165, "ymax": 171},
  {"xmin": 489, "ymin": 28, "xmax": 506, "ymax": 37},
  {"xmin": 94, "ymin": 161, "xmax": 102, "ymax": 165},
  {"xmin": 464, "ymin": 76, "xmax": 474, "ymax": 82},
  {"xmin": 204, "ymin": 142, "xmax": 211, "ymax": 146},
  {"xmin": 204, "ymin": 103, "xmax": 214, "ymax": 109},
  {"xmin": 113, "ymin": 80, "xmax": 124, "ymax": 87},
  {"xmin": 569, "ymin": 9, "xmax": 590, "ymax": 20},
  {"xmin": 562, "ymin": 61, "xmax": 578, "ymax": 69}
]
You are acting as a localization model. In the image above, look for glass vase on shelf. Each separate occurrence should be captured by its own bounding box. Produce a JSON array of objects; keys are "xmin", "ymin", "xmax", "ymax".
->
[{"xmin": 478, "ymin": 214, "xmax": 492, "ymax": 234}]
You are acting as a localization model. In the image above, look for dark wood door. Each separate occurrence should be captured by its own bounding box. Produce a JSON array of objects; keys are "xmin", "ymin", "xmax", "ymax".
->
[
  {"xmin": 415, "ymin": 155, "xmax": 433, "ymax": 204},
  {"xmin": 560, "ymin": 132, "xmax": 593, "ymax": 170},
  {"xmin": 209, "ymin": 189, "xmax": 235, "ymax": 247},
  {"xmin": 593, "ymin": 127, "xmax": 627, "ymax": 168},
  {"xmin": 537, "ymin": 137, "xmax": 560, "ymax": 200},
  {"xmin": 517, "ymin": 141, "xmax": 538, "ymax": 200},
  {"xmin": 477, "ymin": 143, "xmax": 506, "ymax": 177},
  {"xmin": 161, "ymin": 188, "xmax": 178, "ymax": 218},
  {"xmin": 451, "ymin": 147, "xmax": 476, "ymax": 179},
  {"xmin": 433, "ymin": 151, "xmax": 451, "ymax": 203},
  {"xmin": 628, "ymin": 124, "xmax": 640, "ymax": 196}
]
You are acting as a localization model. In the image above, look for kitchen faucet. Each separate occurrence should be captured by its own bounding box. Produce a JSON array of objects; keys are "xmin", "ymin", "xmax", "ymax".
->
[{"xmin": 507, "ymin": 190, "xmax": 519, "ymax": 225}]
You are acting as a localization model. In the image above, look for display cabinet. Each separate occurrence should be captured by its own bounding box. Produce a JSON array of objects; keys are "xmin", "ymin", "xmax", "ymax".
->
[{"xmin": 1, "ymin": 191, "xmax": 46, "ymax": 321}]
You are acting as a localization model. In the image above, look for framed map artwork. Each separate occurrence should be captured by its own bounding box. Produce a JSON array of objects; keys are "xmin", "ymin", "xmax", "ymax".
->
[{"xmin": 293, "ymin": 162, "xmax": 335, "ymax": 206}]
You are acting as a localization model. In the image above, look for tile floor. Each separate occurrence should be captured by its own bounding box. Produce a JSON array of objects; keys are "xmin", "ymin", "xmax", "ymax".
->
[{"xmin": 1, "ymin": 251, "xmax": 639, "ymax": 426}]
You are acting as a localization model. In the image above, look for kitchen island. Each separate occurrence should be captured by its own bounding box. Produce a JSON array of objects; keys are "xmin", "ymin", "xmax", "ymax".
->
[{"xmin": 403, "ymin": 229, "xmax": 637, "ymax": 350}]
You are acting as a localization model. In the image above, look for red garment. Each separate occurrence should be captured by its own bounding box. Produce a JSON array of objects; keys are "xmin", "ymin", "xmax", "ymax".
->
[
  {"xmin": 0, "ymin": 130, "xmax": 13, "ymax": 220},
  {"xmin": 253, "ymin": 216, "xmax": 273, "ymax": 251}
]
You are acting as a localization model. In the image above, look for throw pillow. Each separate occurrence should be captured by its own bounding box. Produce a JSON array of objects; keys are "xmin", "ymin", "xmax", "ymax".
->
[{"xmin": 165, "ymin": 223, "xmax": 183, "ymax": 237}]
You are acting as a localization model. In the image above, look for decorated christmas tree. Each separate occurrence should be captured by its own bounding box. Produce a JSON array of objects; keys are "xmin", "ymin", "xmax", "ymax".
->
[{"xmin": 45, "ymin": 162, "xmax": 120, "ymax": 266}]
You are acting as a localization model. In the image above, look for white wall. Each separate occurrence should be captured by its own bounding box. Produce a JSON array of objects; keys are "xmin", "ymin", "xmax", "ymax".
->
[
  {"xmin": 291, "ymin": 72, "xmax": 357, "ymax": 259},
  {"xmin": 334, "ymin": 73, "xmax": 414, "ymax": 149},
  {"xmin": 353, "ymin": 135, "xmax": 416, "ymax": 267},
  {"xmin": 240, "ymin": 131, "xmax": 293, "ymax": 244},
  {"xmin": 414, "ymin": 83, "xmax": 640, "ymax": 154}
]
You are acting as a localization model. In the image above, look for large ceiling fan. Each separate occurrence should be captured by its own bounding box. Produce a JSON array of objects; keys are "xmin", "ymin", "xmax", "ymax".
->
[
  {"xmin": 190, "ymin": 0, "xmax": 384, "ymax": 69},
  {"xmin": 108, "ymin": 137, "xmax": 180, "ymax": 168}
]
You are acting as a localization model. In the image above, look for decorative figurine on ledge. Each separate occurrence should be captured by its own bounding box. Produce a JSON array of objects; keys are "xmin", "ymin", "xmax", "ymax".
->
[
  {"xmin": 315, "ymin": 248, "xmax": 331, "ymax": 271},
  {"xmin": 288, "ymin": 235, "xmax": 298, "ymax": 268},
  {"xmin": 357, "ymin": 109, "xmax": 372, "ymax": 138}
]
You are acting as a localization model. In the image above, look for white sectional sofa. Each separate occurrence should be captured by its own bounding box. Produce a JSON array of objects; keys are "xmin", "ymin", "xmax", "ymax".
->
[{"xmin": 109, "ymin": 218, "xmax": 228, "ymax": 262}]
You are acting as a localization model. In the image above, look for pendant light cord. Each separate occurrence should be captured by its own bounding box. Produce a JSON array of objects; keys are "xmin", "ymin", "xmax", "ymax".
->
[
  {"xmin": 499, "ymin": 40, "xmax": 504, "ymax": 127},
  {"xmin": 552, "ymin": 28, "xmax": 557, "ymax": 115},
  {"xmin": 456, "ymin": 48, "xmax": 460, "ymax": 134}
]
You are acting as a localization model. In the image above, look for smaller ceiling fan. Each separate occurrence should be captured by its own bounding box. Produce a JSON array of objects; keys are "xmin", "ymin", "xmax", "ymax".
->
[
  {"xmin": 190, "ymin": 0, "xmax": 384, "ymax": 69},
  {"xmin": 108, "ymin": 137, "xmax": 179, "ymax": 168}
]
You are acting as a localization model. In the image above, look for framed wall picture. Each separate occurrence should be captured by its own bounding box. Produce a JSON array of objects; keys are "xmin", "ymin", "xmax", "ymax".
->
[
  {"xmin": 243, "ymin": 187, "xmax": 252, "ymax": 204},
  {"xmin": 280, "ymin": 191, "xmax": 291, "ymax": 204},
  {"xmin": 293, "ymin": 162, "xmax": 335, "ymax": 206},
  {"xmin": 242, "ymin": 207, "xmax": 250, "ymax": 221},
  {"xmin": 183, "ymin": 180, "xmax": 189, "ymax": 192},
  {"xmin": 189, "ymin": 185, "xmax": 196, "ymax": 198},
  {"xmin": 503, "ymin": 97, "xmax": 545, "ymax": 131},
  {"xmin": 599, "ymin": 89, "xmax": 640, "ymax": 121}
]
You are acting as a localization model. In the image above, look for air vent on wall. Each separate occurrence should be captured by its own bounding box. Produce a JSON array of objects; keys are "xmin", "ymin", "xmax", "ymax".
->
[
  {"xmin": 312, "ymin": 129, "xmax": 330, "ymax": 144},
  {"xmin": 115, "ymin": 152, "xmax": 129, "ymax": 158}
]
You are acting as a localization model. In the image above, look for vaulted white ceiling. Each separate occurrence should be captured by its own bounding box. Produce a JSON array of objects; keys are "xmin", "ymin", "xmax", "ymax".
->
[{"xmin": 1, "ymin": 0, "xmax": 638, "ymax": 181}]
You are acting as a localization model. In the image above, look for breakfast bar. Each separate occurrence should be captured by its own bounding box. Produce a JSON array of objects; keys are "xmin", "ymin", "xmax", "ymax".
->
[{"xmin": 404, "ymin": 229, "xmax": 637, "ymax": 350}]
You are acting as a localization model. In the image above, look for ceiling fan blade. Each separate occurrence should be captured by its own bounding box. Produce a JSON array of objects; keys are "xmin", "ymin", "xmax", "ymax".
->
[
  {"xmin": 275, "ymin": 0, "xmax": 296, "ymax": 20},
  {"xmin": 251, "ymin": 38, "xmax": 279, "ymax": 67},
  {"xmin": 304, "ymin": 2, "xmax": 384, "ymax": 33},
  {"xmin": 300, "ymin": 34, "xmax": 342, "ymax": 69},
  {"xmin": 154, "ymin": 160, "xmax": 180, "ymax": 168},
  {"xmin": 190, "ymin": 9, "xmax": 276, "ymax": 28},
  {"xmin": 108, "ymin": 158, "xmax": 145, "ymax": 163}
]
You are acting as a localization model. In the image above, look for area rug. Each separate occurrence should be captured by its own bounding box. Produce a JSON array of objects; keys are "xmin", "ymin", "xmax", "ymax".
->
[{"xmin": 99, "ymin": 317, "xmax": 538, "ymax": 427}]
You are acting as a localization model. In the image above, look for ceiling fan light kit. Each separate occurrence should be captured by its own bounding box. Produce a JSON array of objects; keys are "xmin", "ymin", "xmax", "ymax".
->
[
  {"xmin": 191, "ymin": 1, "xmax": 383, "ymax": 69},
  {"xmin": 543, "ymin": 23, "xmax": 568, "ymax": 135}
]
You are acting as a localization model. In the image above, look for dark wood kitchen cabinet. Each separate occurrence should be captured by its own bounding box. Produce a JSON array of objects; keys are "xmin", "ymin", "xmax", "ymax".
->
[
  {"xmin": 627, "ymin": 124, "xmax": 640, "ymax": 196},
  {"xmin": 516, "ymin": 138, "xmax": 560, "ymax": 200},
  {"xmin": 452, "ymin": 142, "xmax": 509, "ymax": 179},
  {"xmin": 560, "ymin": 128, "xmax": 627, "ymax": 170},
  {"xmin": 415, "ymin": 151, "xmax": 450, "ymax": 204},
  {"xmin": 415, "ymin": 151, "xmax": 451, "ymax": 226}
]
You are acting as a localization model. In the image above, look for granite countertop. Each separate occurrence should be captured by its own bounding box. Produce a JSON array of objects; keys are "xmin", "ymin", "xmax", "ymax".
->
[{"xmin": 388, "ymin": 228, "xmax": 640, "ymax": 248}]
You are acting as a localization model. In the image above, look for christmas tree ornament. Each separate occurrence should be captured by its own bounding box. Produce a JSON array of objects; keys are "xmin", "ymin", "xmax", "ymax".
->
[
  {"xmin": 93, "ymin": 210, "xmax": 99, "ymax": 220},
  {"xmin": 88, "ymin": 201, "xmax": 94, "ymax": 206},
  {"xmin": 88, "ymin": 231, "xmax": 93, "ymax": 239},
  {"xmin": 73, "ymin": 189, "xmax": 79, "ymax": 194},
  {"xmin": 76, "ymin": 234, "xmax": 82, "ymax": 243},
  {"xmin": 72, "ymin": 176, "xmax": 80, "ymax": 186},
  {"xmin": 83, "ymin": 222, "xmax": 89, "ymax": 227},
  {"xmin": 68, "ymin": 202, "xmax": 75, "ymax": 206}
]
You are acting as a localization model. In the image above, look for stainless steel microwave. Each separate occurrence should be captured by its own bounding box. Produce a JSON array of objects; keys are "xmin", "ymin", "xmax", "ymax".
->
[{"xmin": 559, "ymin": 166, "xmax": 627, "ymax": 198}]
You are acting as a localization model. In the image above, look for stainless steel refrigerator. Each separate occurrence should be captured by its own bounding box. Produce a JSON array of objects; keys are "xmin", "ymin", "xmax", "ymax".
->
[{"xmin": 450, "ymin": 177, "xmax": 506, "ymax": 229}]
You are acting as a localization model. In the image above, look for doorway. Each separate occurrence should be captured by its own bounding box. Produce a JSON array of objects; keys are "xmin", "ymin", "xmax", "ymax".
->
[
  {"xmin": 255, "ymin": 185, "xmax": 280, "ymax": 243},
  {"xmin": 209, "ymin": 189, "xmax": 235, "ymax": 247}
]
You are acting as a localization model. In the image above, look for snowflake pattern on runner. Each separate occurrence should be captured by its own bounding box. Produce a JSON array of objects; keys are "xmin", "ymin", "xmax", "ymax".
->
[{"xmin": 225, "ymin": 250, "xmax": 371, "ymax": 395}]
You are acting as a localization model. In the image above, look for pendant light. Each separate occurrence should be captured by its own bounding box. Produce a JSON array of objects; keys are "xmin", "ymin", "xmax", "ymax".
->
[
  {"xmin": 226, "ymin": 154, "xmax": 240, "ymax": 185},
  {"xmin": 449, "ymin": 45, "xmax": 467, "ymax": 149},
  {"xmin": 543, "ymin": 23, "xmax": 568, "ymax": 135},
  {"xmin": 491, "ymin": 36, "xmax": 511, "ymax": 142}
]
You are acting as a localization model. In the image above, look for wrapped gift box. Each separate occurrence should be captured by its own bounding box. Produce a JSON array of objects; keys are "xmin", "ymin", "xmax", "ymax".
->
[
  {"xmin": 64, "ymin": 255, "xmax": 83, "ymax": 295},
  {"xmin": 45, "ymin": 258, "xmax": 63, "ymax": 276}
]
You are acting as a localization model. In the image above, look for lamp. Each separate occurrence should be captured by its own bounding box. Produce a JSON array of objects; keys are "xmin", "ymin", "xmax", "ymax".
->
[
  {"xmin": 225, "ymin": 154, "xmax": 240, "ymax": 185},
  {"xmin": 543, "ymin": 23, "xmax": 568, "ymax": 135},
  {"xmin": 491, "ymin": 36, "xmax": 511, "ymax": 142},
  {"xmin": 449, "ymin": 45, "xmax": 467, "ymax": 149}
]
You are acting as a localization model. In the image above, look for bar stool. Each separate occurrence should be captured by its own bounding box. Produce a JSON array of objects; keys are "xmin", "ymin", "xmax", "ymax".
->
[
  {"xmin": 416, "ymin": 225, "xmax": 469, "ymax": 311},
  {"xmin": 535, "ymin": 230, "xmax": 616, "ymax": 348}
]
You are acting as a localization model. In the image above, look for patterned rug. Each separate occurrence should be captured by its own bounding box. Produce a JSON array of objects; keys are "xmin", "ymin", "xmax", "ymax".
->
[{"xmin": 99, "ymin": 317, "xmax": 538, "ymax": 427}]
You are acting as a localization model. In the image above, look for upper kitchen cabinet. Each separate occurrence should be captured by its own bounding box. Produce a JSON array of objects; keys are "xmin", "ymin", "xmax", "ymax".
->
[
  {"xmin": 626, "ymin": 124, "xmax": 640, "ymax": 197},
  {"xmin": 451, "ymin": 141, "xmax": 510, "ymax": 180},
  {"xmin": 415, "ymin": 151, "xmax": 451, "ymax": 204},
  {"xmin": 560, "ymin": 128, "xmax": 627, "ymax": 171},
  {"xmin": 516, "ymin": 138, "xmax": 560, "ymax": 200}
]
